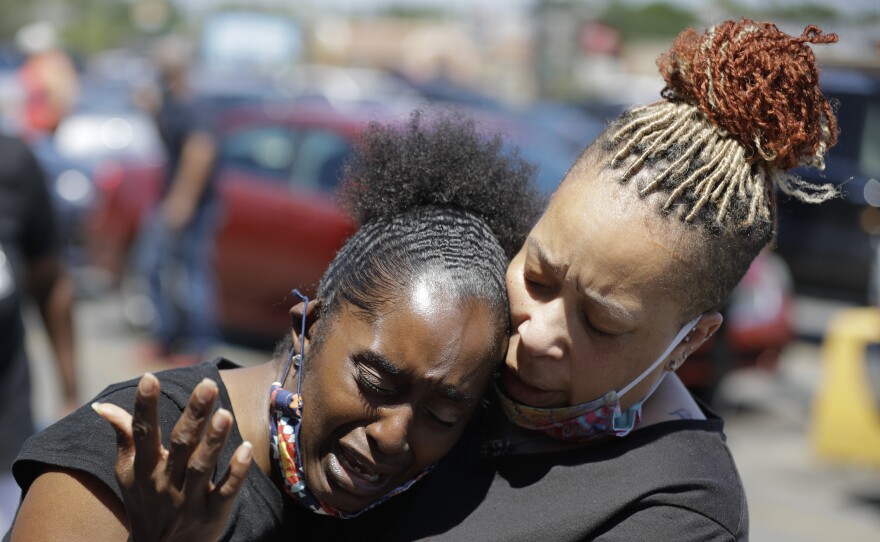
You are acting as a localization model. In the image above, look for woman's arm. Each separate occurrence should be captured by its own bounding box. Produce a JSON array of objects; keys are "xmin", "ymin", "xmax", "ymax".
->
[
  {"xmin": 10, "ymin": 375, "xmax": 252, "ymax": 542},
  {"xmin": 593, "ymin": 504, "xmax": 741, "ymax": 542},
  {"xmin": 11, "ymin": 468, "xmax": 128, "ymax": 541}
]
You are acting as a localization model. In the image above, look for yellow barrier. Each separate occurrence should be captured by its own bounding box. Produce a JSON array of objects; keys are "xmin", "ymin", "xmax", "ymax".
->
[{"xmin": 812, "ymin": 307, "xmax": 880, "ymax": 466}]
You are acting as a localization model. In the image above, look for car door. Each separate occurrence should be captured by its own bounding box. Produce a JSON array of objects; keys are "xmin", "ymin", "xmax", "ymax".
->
[{"xmin": 214, "ymin": 121, "xmax": 356, "ymax": 342}]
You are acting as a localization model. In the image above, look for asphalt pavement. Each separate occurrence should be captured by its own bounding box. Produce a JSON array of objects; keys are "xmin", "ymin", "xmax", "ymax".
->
[{"xmin": 20, "ymin": 292, "xmax": 880, "ymax": 541}]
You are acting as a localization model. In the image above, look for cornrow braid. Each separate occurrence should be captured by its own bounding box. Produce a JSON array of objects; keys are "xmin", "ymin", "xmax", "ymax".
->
[
  {"xmin": 577, "ymin": 19, "xmax": 839, "ymax": 318},
  {"xmin": 311, "ymin": 110, "xmax": 542, "ymax": 345},
  {"xmin": 318, "ymin": 207, "xmax": 508, "ymax": 321}
]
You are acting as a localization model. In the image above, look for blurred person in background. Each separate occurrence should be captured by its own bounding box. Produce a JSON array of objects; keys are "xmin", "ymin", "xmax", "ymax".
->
[
  {"xmin": 0, "ymin": 133, "xmax": 78, "ymax": 533},
  {"xmin": 135, "ymin": 36, "xmax": 220, "ymax": 365},
  {"xmin": 14, "ymin": 21, "xmax": 78, "ymax": 139}
]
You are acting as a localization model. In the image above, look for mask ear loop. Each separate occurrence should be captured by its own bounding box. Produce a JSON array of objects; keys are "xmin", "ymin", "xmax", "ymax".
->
[
  {"xmin": 279, "ymin": 289, "xmax": 310, "ymax": 474},
  {"xmin": 617, "ymin": 315, "xmax": 700, "ymax": 399},
  {"xmin": 279, "ymin": 288, "xmax": 311, "ymax": 388}
]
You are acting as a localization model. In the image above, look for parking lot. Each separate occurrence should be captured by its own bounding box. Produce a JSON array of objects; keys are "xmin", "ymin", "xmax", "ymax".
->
[{"xmin": 21, "ymin": 292, "xmax": 880, "ymax": 542}]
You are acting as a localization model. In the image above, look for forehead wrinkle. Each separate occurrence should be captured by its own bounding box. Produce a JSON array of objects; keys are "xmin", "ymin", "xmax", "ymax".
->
[
  {"xmin": 380, "ymin": 295, "xmax": 494, "ymax": 399},
  {"xmin": 361, "ymin": 349, "xmax": 466, "ymax": 399},
  {"xmin": 527, "ymin": 237, "xmax": 565, "ymax": 275},
  {"xmin": 534, "ymin": 206, "xmax": 641, "ymax": 326}
]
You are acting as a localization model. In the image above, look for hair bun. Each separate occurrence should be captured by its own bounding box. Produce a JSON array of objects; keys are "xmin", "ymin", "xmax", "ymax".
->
[
  {"xmin": 657, "ymin": 18, "xmax": 837, "ymax": 171},
  {"xmin": 339, "ymin": 110, "xmax": 543, "ymax": 259}
]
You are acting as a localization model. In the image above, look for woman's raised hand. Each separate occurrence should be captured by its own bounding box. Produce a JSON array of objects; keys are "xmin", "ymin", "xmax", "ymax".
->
[{"xmin": 93, "ymin": 373, "xmax": 253, "ymax": 542}]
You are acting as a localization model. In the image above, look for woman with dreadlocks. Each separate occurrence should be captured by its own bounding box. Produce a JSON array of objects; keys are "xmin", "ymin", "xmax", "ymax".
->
[
  {"xmin": 304, "ymin": 18, "xmax": 837, "ymax": 542},
  {"xmin": 5, "ymin": 112, "xmax": 542, "ymax": 541}
]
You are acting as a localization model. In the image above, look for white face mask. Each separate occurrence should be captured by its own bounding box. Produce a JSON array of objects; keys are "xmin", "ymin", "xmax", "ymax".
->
[{"xmin": 496, "ymin": 317, "xmax": 700, "ymax": 443}]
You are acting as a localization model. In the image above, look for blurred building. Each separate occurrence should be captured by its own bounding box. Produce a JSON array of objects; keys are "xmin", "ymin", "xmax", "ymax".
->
[{"xmin": 306, "ymin": 14, "xmax": 536, "ymax": 105}]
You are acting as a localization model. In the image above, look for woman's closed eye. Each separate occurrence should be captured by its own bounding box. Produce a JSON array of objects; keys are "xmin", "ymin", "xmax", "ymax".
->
[
  {"xmin": 580, "ymin": 309, "xmax": 627, "ymax": 338},
  {"xmin": 356, "ymin": 364, "xmax": 396, "ymax": 396},
  {"xmin": 523, "ymin": 271, "xmax": 553, "ymax": 295},
  {"xmin": 422, "ymin": 405, "xmax": 457, "ymax": 429},
  {"xmin": 583, "ymin": 317, "xmax": 616, "ymax": 337},
  {"xmin": 356, "ymin": 364, "xmax": 460, "ymax": 428}
]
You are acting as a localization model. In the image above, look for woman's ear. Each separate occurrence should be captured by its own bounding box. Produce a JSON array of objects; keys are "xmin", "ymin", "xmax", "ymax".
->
[
  {"xmin": 666, "ymin": 311, "xmax": 723, "ymax": 371},
  {"xmin": 290, "ymin": 299, "xmax": 322, "ymax": 354}
]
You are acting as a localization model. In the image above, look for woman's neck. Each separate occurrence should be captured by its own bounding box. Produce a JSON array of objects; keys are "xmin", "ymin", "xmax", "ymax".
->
[
  {"xmin": 639, "ymin": 373, "xmax": 706, "ymax": 426},
  {"xmin": 219, "ymin": 361, "xmax": 281, "ymax": 475}
]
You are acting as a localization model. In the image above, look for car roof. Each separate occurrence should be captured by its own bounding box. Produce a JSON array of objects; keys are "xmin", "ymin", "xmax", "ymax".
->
[{"xmin": 216, "ymin": 103, "xmax": 370, "ymax": 138}]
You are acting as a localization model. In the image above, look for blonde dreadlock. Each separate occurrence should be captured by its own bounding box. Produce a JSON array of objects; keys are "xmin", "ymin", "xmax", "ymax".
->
[{"xmin": 573, "ymin": 18, "xmax": 839, "ymax": 318}]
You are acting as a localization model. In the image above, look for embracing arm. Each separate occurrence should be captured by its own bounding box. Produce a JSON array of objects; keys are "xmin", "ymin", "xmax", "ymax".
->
[
  {"xmin": 593, "ymin": 504, "xmax": 743, "ymax": 542},
  {"xmin": 10, "ymin": 469, "xmax": 128, "ymax": 541}
]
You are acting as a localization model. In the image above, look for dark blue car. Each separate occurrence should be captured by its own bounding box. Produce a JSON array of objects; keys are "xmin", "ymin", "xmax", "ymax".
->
[{"xmin": 775, "ymin": 68, "xmax": 880, "ymax": 302}]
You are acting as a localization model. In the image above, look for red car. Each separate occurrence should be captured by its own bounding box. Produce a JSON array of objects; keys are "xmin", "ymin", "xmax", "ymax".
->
[{"xmin": 87, "ymin": 105, "xmax": 363, "ymax": 343}]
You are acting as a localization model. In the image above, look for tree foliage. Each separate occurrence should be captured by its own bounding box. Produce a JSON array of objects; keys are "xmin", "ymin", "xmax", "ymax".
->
[
  {"xmin": 599, "ymin": 1, "xmax": 698, "ymax": 42},
  {"xmin": 0, "ymin": 0, "xmax": 180, "ymax": 54}
]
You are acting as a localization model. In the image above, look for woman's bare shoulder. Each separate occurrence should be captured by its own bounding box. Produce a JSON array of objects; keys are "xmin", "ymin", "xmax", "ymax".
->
[{"xmin": 10, "ymin": 468, "xmax": 128, "ymax": 541}]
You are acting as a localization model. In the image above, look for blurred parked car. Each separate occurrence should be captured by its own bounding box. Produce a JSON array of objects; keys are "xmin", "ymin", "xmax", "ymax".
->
[
  {"xmin": 680, "ymin": 251, "xmax": 794, "ymax": 403},
  {"xmin": 776, "ymin": 68, "xmax": 880, "ymax": 303},
  {"xmin": 32, "ymin": 66, "xmax": 295, "ymax": 280},
  {"xmin": 87, "ymin": 100, "xmax": 587, "ymax": 343},
  {"xmin": 87, "ymin": 104, "xmax": 361, "ymax": 344},
  {"xmin": 281, "ymin": 64, "xmax": 424, "ymax": 115}
]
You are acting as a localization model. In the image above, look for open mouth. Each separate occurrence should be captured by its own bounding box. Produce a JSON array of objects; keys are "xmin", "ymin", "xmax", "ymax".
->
[
  {"xmin": 326, "ymin": 444, "xmax": 392, "ymax": 498},
  {"xmin": 339, "ymin": 448, "xmax": 380, "ymax": 482}
]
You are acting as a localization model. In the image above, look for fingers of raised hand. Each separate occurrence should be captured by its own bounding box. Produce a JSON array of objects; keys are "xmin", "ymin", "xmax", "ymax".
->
[
  {"xmin": 182, "ymin": 408, "xmax": 232, "ymax": 496},
  {"xmin": 166, "ymin": 378, "xmax": 219, "ymax": 489},
  {"xmin": 132, "ymin": 373, "xmax": 162, "ymax": 478},
  {"xmin": 212, "ymin": 441, "xmax": 253, "ymax": 503},
  {"xmin": 92, "ymin": 401, "xmax": 136, "ymax": 483}
]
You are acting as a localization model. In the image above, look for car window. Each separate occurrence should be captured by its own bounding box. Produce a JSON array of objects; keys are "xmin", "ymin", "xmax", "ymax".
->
[
  {"xmin": 860, "ymin": 99, "xmax": 880, "ymax": 180},
  {"xmin": 827, "ymin": 92, "xmax": 865, "ymax": 163},
  {"xmin": 289, "ymin": 128, "xmax": 352, "ymax": 192},
  {"xmin": 221, "ymin": 125, "xmax": 296, "ymax": 178}
]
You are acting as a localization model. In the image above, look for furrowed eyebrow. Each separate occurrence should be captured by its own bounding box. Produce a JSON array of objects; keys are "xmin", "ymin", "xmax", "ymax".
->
[
  {"xmin": 579, "ymin": 286, "xmax": 638, "ymax": 325},
  {"xmin": 356, "ymin": 351, "xmax": 407, "ymax": 378},
  {"xmin": 439, "ymin": 385, "xmax": 472, "ymax": 406},
  {"xmin": 356, "ymin": 351, "xmax": 473, "ymax": 405},
  {"xmin": 527, "ymin": 238, "xmax": 562, "ymax": 274},
  {"xmin": 529, "ymin": 237, "xmax": 637, "ymax": 326}
]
